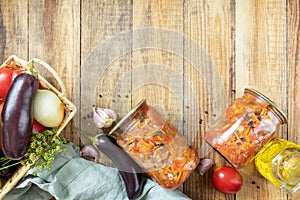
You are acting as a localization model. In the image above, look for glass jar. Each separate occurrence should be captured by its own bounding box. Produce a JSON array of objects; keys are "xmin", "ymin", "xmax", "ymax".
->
[
  {"xmin": 205, "ymin": 88, "xmax": 287, "ymax": 169},
  {"xmin": 109, "ymin": 99, "xmax": 200, "ymax": 189},
  {"xmin": 255, "ymin": 138, "xmax": 300, "ymax": 197}
]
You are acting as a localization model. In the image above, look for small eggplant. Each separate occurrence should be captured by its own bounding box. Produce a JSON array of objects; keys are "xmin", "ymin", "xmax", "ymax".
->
[
  {"xmin": 1, "ymin": 62, "xmax": 39, "ymax": 160},
  {"xmin": 80, "ymin": 144, "xmax": 101, "ymax": 161},
  {"xmin": 78, "ymin": 130, "xmax": 146, "ymax": 200}
]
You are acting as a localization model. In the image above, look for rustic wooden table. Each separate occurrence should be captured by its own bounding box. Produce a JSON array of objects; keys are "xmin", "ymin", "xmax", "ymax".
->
[{"xmin": 0, "ymin": 0, "xmax": 299, "ymax": 199}]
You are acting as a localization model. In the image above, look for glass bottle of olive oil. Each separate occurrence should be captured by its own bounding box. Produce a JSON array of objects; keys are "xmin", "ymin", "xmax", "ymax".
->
[{"xmin": 255, "ymin": 138, "xmax": 300, "ymax": 196}]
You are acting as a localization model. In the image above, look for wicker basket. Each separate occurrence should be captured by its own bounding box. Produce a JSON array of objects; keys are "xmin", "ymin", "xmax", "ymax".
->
[{"xmin": 0, "ymin": 55, "xmax": 77, "ymax": 199}]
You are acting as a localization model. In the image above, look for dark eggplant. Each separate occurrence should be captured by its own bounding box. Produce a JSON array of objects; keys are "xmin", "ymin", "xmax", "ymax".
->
[
  {"xmin": 1, "ymin": 65, "xmax": 39, "ymax": 160},
  {"xmin": 98, "ymin": 134, "xmax": 146, "ymax": 200},
  {"xmin": 78, "ymin": 131, "xmax": 146, "ymax": 200}
]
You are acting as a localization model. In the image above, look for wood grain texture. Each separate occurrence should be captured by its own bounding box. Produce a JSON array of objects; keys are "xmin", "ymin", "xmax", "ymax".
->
[
  {"xmin": 28, "ymin": 0, "xmax": 80, "ymax": 144},
  {"xmin": 184, "ymin": 0, "xmax": 234, "ymax": 199},
  {"xmin": 80, "ymin": 0, "xmax": 132, "ymax": 166},
  {"xmin": 236, "ymin": 0, "xmax": 288, "ymax": 200},
  {"xmin": 0, "ymin": 0, "xmax": 28, "ymax": 60},
  {"xmin": 287, "ymin": 0, "xmax": 300, "ymax": 196},
  {"xmin": 288, "ymin": 0, "xmax": 300, "ymax": 143},
  {"xmin": 0, "ymin": 0, "xmax": 300, "ymax": 199},
  {"xmin": 132, "ymin": 0, "xmax": 184, "ymax": 121},
  {"xmin": 132, "ymin": 0, "xmax": 185, "ymax": 192}
]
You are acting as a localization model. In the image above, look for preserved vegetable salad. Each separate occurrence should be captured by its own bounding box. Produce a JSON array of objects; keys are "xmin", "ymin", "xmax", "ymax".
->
[
  {"xmin": 205, "ymin": 88, "xmax": 287, "ymax": 169},
  {"xmin": 111, "ymin": 100, "xmax": 200, "ymax": 189}
]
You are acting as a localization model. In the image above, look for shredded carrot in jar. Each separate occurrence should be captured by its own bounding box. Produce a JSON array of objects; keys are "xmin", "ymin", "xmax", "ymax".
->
[
  {"xmin": 117, "ymin": 115, "xmax": 200, "ymax": 189},
  {"xmin": 205, "ymin": 92, "xmax": 282, "ymax": 169}
]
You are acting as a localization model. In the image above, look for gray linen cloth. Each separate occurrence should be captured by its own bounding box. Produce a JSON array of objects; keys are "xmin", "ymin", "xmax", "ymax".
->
[{"xmin": 4, "ymin": 142, "xmax": 190, "ymax": 200}]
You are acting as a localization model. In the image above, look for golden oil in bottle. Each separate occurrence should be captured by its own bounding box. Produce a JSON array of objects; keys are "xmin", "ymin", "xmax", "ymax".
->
[{"xmin": 255, "ymin": 138, "xmax": 300, "ymax": 195}]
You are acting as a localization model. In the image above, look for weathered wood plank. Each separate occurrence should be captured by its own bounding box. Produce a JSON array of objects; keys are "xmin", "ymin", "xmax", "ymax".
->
[
  {"xmin": 28, "ymin": 0, "xmax": 80, "ymax": 145},
  {"xmin": 132, "ymin": 0, "xmax": 185, "ymax": 193},
  {"xmin": 287, "ymin": 1, "xmax": 300, "ymax": 198},
  {"xmin": 131, "ymin": 0, "xmax": 184, "ymax": 123},
  {"xmin": 80, "ymin": 0, "xmax": 132, "ymax": 166},
  {"xmin": 0, "ymin": 0, "xmax": 28, "ymax": 61},
  {"xmin": 236, "ymin": 0, "xmax": 288, "ymax": 199},
  {"xmin": 184, "ymin": 0, "xmax": 235, "ymax": 199},
  {"xmin": 287, "ymin": 0, "xmax": 300, "ymax": 143}
]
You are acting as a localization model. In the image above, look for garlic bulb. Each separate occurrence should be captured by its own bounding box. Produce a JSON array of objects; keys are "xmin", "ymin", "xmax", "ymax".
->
[{"xmin": 93, "ymin": 107, "xmax": 117, "ymax": 129}]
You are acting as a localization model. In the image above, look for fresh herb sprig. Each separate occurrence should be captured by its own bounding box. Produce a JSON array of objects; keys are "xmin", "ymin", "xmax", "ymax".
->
[
  {"xmin": 21, "ymin": 129, "xmax": 67, "ymax": 173},
  {"xmin": 0, "ymin": 129, "xmax": 67, "ymax": 175}
]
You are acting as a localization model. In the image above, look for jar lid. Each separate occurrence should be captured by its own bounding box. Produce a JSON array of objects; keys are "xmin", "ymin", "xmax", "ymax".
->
[
  {"xmin": 108, "ymin": 99, "xmax": 146, "ymax": 135},
  {"xmin": 244, "ymin": 88, "xmax": 288, "ymax": 124}
]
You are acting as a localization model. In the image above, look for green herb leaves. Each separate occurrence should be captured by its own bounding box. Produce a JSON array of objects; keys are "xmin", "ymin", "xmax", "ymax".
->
[{"xmin": 20, "ymin": 129, "xmax": 67, "ymax": 173}]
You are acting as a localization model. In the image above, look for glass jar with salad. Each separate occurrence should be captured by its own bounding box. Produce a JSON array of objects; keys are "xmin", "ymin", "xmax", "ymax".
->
[
  {"xmin": 109, "ymin": 99, "xmax": 200, "ymax": 189},
  {"xmin": 205, "ymin": 88, "xmax": 287, "ymax": 169}
]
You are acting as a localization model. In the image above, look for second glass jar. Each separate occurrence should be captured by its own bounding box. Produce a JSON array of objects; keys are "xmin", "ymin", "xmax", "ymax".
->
[{"xmin": 205, "ymin": 88, "xmax": 288, "ymax": 169}]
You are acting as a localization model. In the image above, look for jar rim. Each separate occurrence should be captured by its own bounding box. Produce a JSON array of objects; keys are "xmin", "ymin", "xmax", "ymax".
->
[
  {"xmin": 244, "ymin": 88, "xmax": 288, "ymax": 124},
  {"xmin": 108, "ymin": 99, "xmax": 147, "ymax": 135}
]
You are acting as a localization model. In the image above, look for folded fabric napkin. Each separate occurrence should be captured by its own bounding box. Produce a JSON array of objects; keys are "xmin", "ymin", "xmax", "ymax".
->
[{"xmin": 4, "ymin": 142, "xmax": 191, "ymax": 200}]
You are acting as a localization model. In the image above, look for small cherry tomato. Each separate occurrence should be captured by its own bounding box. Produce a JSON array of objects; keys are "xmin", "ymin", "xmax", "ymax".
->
[
  {"xmin": 212, "ymin": 165, "xmax": 243, "ymax": 194},
  {"xmin": 32, "ymin": 119, "xmax": 47, "ymax": 134}
]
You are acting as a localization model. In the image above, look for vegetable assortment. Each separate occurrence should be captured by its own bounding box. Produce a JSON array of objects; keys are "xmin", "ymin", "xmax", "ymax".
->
[
  {"xmin": 0, "ymin": 129, "xmax": 66, "ymax": 180},
  {"xmin": 0, "ymin": 60, "xmax": 67, "ymax": 187},
  {"xmin": 2, "ymin": 57, "xmax": 288, "ymax": 198}
]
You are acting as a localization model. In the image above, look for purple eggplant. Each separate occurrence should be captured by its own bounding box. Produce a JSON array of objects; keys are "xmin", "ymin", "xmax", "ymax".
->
[
  {"xmin": 78, "ymin": 130, "xmax": 146, "ymax": 200},
  {"xmin": 1, "ymin": 63, "xmax": 39, "ymax": 160}
]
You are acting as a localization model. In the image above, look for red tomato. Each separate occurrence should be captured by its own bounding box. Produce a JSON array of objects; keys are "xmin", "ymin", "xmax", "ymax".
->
[
  {"xmin": 12, "ymin": 69, "xmax": 24, "ymax": 79},
  {"xmin": 212, "ymin": 165, "xmax": 243, "ymax": 194},
  {"xmin": 0, "ymin": 68, "xmax": 24, "ymax": 99},
  {"xmin": 0, "ymin": 68, "xmax": 13, "ymax": 99},
  {"xmin": 32, "ymin": 119, "xmax": 47, "ymax": 134},
  {"xmin": 0, "ymin": 102, "xmax": 3, "ymax": 149}
]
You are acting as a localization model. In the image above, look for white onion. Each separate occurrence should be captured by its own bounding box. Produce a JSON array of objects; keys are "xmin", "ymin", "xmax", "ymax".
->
[{"xmin": 33, "ymin": 89, "xmax": 64, "ymax": 127}]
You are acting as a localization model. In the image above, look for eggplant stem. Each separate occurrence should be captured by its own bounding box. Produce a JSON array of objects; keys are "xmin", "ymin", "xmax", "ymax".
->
[
  {"xmin": 26, "ymin": 61, "xmax": 38, "ymax": 78},
  {"xmin": 76, "ymin": 129, "xmax": 103, "ymax": 146}
]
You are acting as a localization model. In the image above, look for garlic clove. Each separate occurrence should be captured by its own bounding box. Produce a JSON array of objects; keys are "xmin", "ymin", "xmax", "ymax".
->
[{"xmin": 198, "ymin": 158, "xmax": 214, "ymax": 175}]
